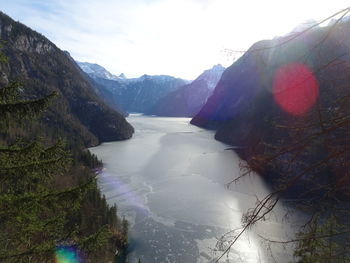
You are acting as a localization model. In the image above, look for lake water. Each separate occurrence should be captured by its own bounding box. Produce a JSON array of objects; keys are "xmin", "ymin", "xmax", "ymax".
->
[{"xmin": 90, "ymin": 115, "xmax": 301, "ymax": 263}]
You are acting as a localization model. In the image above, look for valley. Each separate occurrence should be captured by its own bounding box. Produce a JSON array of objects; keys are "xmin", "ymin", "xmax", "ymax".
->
[
  {"xmin": 90, "ymin": 115, "xmax": 302, "ymax": 263},
  {"xmin": 1, "ymin": 3, "xmax": 350, "ymax": 263}
]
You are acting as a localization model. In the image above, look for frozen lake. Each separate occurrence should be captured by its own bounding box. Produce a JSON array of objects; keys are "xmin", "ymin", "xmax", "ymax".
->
[{"xmin": 90, "ymin": 115, "xmax": 300, "ymax": 263}]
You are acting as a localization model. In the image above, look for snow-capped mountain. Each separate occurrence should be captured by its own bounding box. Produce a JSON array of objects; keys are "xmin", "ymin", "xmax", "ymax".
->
[
  {"xmin": 77, "ymin": 61, "xmax": 124, "ymax": 81},
  {"xmin": 76, "ymin": 61, "xmax": 189, "ymax": 113},
  {"xmin": 118, "ymin": 73, "xmax": 126, "ymax": 79}
]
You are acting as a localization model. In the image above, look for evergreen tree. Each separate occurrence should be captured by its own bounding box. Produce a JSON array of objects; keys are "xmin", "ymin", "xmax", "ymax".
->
[
  {"xmin": 292, "ymin": 214, "xmax": 350, "ymax": 263},
  {"xmin": 0, "ymin": 46, "xmax": 126, "ymax": 262},
  {"xmin": 122, "ymin": 217, "xmax": 129, "ymax": 238},
  {"xmin": 1, "ymin": 82, "xmax": 68, "ymax": 260},
  {"xmin": 0, "ymin": 78, "xmax": 73, "ymax": 262}
]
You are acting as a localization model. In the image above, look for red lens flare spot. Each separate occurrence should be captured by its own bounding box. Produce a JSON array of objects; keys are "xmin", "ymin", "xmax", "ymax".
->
[{"xmin": 273, "ymin": 63, "xmax": 318, "ymax": 116}]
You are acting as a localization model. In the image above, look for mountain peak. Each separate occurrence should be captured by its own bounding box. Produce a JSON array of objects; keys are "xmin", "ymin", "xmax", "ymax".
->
[
  {"xmin": 290, "ymin": 19, "xmax": 318, "ymax": 34},
  {"xmin": 196, "ymin": 64, "xmax": 225, "ymax": 90},
  {"xmin": 146, "ymin": 64, "xmax": 226, "ymax": 117},
  {"xmin": 76, "ymin": 61, "xmax": 121, "ymax": 80},
  {"xmin": 119, "ymin": 73, "xmax": 126, "ymax": 79},
  {"xmin": 212, "ymin": 64, "xmax": 224, "ymax": 70}
]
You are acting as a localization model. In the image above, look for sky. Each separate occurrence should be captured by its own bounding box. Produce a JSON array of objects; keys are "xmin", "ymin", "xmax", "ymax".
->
[{"xmin": 0, "ymin": 0, "xmax": 349, "ymax": 79}]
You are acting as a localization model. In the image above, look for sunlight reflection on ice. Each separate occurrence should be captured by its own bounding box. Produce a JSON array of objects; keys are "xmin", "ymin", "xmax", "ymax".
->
[{"xmin": 90, "ymin": 116, "xmax": 302, "ymax": 263}]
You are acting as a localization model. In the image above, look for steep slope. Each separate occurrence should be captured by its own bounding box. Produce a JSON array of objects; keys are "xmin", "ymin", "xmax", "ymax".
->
[
  {"xmin": 146, "ymin": 64, "xmax": 225, "ymax": 117},
  {"xmin": 78, "ymin": 63, "xmax": 188, "ymax": 113},
  {"xmin": 68, "ymin": 57, "xmax": 127, "ymax": 115},
  {"xmin": 191, "ymin": 20, "xmax": 350, "ymax": 197},
  {"xmin": 0, "ymin": 12, "xmax": 134, "ymax": 146}
]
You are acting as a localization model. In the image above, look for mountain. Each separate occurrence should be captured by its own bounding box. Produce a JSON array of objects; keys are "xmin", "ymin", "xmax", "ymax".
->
[
  {"xmin": 328, "ymin": 14, "xmax": 350, "ymax": 26},
  {"xmin": 289, "ymin": 19, "xmax": 318, "ymax": 34},
  {"xmin": 0, "ymin": 12, "xmax": 134, "ymax": 146},
  {"xmin": 77, "ymin": 61, "xmax": 124, "ymax": 81},
  {"xmin": 70, "ymin": 58, "xmax": 127, "ymax": 115},
  {"xmin": 118, "ymin": 73, "xmax": 126, "ymax": 79},
  {"xmin": 191, "ymin": 18, "xmax": 350, "ymax": 197},
  {"xmin": 0, "ymin": 12, "xmax": 131, "ymax": 262},
  {"xmin": 78, "ymin": 63, "xmax": 189, "ymax": 113},
  {"xmin": 146, "ymin": 64, "xmax": 225, "ymax": 117}
]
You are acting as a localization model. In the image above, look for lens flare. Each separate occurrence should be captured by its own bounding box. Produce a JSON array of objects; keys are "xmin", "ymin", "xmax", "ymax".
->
[
  {"xmin": 98, "ymin": 169, "xmax": 149, "ymax": 216},
  {"xmin": 273, "ymin": 63, "xmax": 318, "ymax": 116},
  {"xmin": 55, "ymin": 246, "xmax": 82, "ymax": 263}
]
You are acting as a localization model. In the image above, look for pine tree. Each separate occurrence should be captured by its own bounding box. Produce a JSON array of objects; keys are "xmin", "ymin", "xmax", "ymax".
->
[
  {"xmin": 0, "ymin": 47, "xmax": 111, "ymax": 262},
  {"xmin": 292, "ymin": 214, "xmax": 350, "ymax": 263},
  {"xmin": 122, "ymin": 217, "xmax": 129, "ymax": 238}
]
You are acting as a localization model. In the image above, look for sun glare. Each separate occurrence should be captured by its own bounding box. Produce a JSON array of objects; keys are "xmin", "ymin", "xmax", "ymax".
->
[{"xmin": 1, "ymin": 0, "xmax": 349, "ymax": 79}]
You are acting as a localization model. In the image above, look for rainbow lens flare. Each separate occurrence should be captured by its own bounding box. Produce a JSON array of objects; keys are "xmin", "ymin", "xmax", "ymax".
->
[{"xmin": 55, "ymin": 246, "xmax": 82, "ymax": 263}]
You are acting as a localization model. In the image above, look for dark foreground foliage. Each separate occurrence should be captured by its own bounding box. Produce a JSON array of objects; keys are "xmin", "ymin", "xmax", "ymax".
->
[{"xmin": 0, "ymin": 48, "xmax": 128, "ymax": 262}]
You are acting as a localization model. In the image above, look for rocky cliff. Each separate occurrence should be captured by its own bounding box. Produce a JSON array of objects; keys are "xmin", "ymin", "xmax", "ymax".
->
[{"xmin": 0, "ymin": 12, "xmax": 134, "ymax": 146}]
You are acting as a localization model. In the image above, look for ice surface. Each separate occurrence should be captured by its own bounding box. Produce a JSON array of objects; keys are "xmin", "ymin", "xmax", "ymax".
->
[{"xmin": 90, "ymin": 116, "xmax": 302, "ymax": 263}]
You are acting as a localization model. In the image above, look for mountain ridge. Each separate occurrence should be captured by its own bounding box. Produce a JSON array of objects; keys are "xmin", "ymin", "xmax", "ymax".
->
[
  {"xmin": 0, "ymin": 11, "xmax": 134, "ymax": 146},
  {"xmin": 78, "ymin": 62, "xmax": 189, "ymax": 113},
  {"xmin": 77, "ymin": 61, "xmax": 124, "ymax": 81},
  {"xmin": 146, "ymin": 64, "xmax": 225, "ymax": 117},
  {"xmin": 191, "ymin": 17, "xmax": 350, "ymax": 197}
]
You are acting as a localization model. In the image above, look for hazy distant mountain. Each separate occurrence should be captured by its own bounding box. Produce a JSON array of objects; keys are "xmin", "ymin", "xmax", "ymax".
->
[
  {"xmin": 78, "ymin": 62, "xmax": 189, "ymax": 113},
  {"xmin": 118, "ymin": 72, "xmax": 126, "ymax": 79},
  {"xmin": 328, "ymin": 14, "xmax": 350, "ymax": 26},
  {"xmin": 0, "ymin": 12, "xmax": 134, "ymax": 145},
  {"xmin": 146, "ymin": 64, "xmax": 225, "ymax": 117},
  {"xmin": 290, "ymin": 19, "xmax": 318, "ymax": 33}
]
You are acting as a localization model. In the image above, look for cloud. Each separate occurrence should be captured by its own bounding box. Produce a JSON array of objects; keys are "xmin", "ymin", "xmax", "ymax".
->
[{"xmin": 1, "ymin": 0, "xmax": 349, "ymax": 79}]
